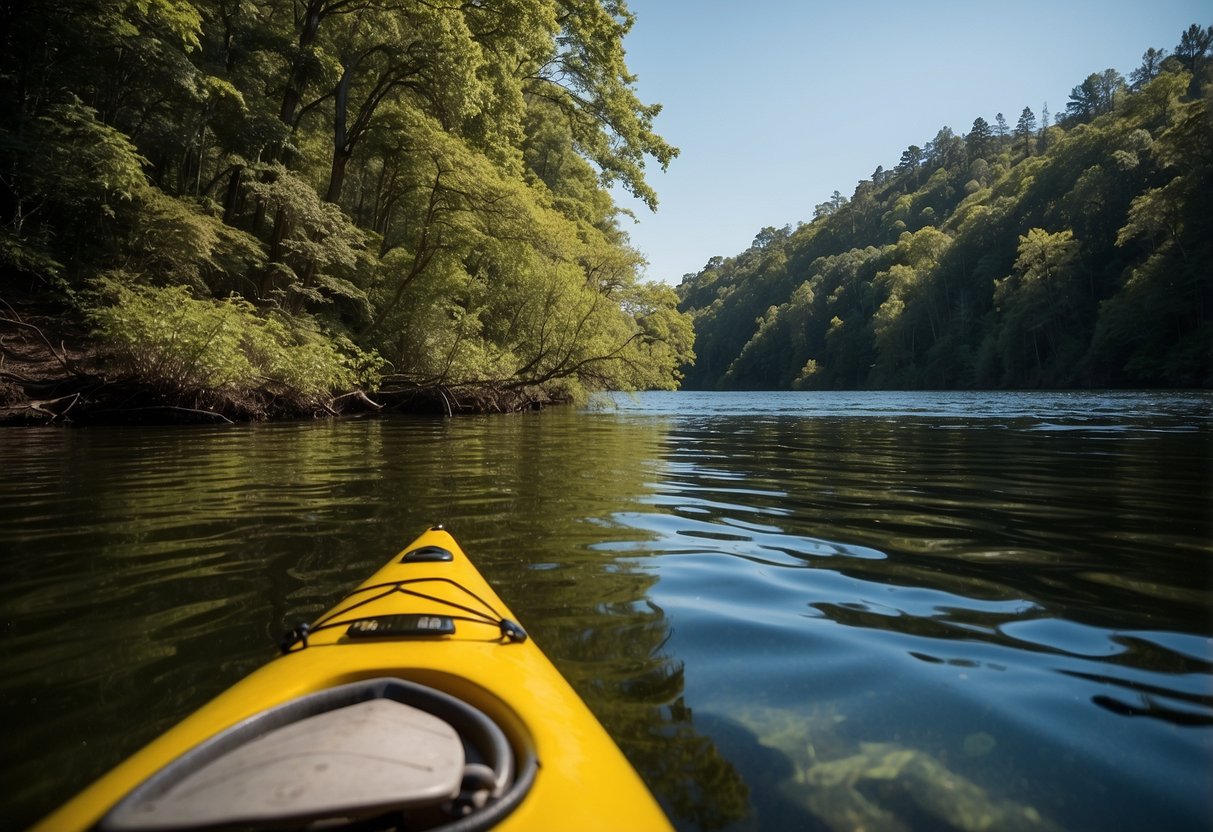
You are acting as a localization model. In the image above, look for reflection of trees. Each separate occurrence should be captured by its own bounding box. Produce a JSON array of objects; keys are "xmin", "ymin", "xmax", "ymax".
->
[
  {"xmin": 533, "ymin": 589, "xmax": 749, "ymax": 830},
  {"xmin": 406, "ymin": 411, "xmax": 751, "ymax": 829},
  {"xmin": 2, "ymin": 412, "xmax": 751, "ymax": 831}
]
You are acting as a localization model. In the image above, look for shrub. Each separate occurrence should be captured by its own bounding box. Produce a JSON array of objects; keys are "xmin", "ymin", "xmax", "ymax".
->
[{"xmin": 87, "ymin": 278, "xmax": 381, "ymax": 402}]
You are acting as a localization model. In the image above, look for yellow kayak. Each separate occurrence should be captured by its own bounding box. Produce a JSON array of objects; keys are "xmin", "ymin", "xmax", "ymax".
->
[{"xmin": 35, "ymin": 527, "xmax": 673, "ymax": 831}]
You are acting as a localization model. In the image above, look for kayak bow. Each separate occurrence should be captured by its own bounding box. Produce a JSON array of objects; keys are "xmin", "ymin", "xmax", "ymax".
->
[{"xmin": 36, "ymin": 527, "xmax": 673, "ymax": 832}]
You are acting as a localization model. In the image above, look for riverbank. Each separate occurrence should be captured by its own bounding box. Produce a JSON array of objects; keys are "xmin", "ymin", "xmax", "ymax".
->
[{"xmin": 0, "ymin": 308, "xmax": 567, "ymax": 426}]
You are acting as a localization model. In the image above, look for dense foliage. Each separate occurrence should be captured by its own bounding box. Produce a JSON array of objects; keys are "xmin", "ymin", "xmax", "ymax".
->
[
  {"xmin": 1, "ymin": 0, "xmax": 692, "ymax": 414},
  {"xmin": 678, "ymin": 24, "xmax": 1212, "ymax": 390}
]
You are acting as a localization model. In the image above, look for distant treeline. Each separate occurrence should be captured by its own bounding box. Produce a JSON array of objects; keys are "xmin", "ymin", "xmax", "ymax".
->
[
  {"xmin": 0, "ymin": 1, "xmax": 692, "ymax": 419},
  {"xmin": 677, "ymin": 24, "xmax": 1213, "ymax": 391}
]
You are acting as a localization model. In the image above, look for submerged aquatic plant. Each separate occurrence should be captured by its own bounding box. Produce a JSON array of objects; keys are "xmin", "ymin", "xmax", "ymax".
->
[{"xmin": 734, "ymin": 705, "xmax": 1059, "ymax": 832}]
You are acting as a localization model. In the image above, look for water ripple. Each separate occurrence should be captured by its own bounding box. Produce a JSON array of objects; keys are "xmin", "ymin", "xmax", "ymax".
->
[{"xmin": 3, "ymin": 393, "xmax": 1211, "ymax": 832}]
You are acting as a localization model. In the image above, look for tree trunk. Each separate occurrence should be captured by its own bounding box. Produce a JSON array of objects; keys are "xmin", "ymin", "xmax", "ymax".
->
[
  {"xmin": 325, "ymin": 62, "xmax": 355, "ymax": 203},
  {"xmin": 260, "ymin": 207, "xmax": 291, "ymax": 299},
  {"xmin": 280, "ymin": 2, "xmax": 324, "ymax": 129},
  {"xmin": 326, "ymin": 150, "xmax": 349, "ymax": 204},
  {"xmin": 289, "ymin": 257, "xmax": 317, "ymax": 315},
  {"xmin": 222, "ymin": 165, "xmax": 243, "ymax": 225}
]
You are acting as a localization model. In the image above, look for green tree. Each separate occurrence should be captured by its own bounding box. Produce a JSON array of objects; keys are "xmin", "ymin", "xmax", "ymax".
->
[
  {"xmin": 994, "ymin": 112, "xmax": 1010, "ymax": 139},
  {"xmin": 1174, "ymin": 23, "xmax": 1213, "ymax": 96},
  {"xmin": 1130, "ymin": 47, "xmax": 1170, "ymax": 89},
  {"xmin": 966, "ymin": 116, "xmax": 994, "ymax": 161},
  {"xmin": 897, "ymin": 145, "xmax": 925, "ymax": 188},
  {"xmin": 316, "ymin": 4, "xmax": 484, "ymax": 204},
  {"xmin": 1065, "ymin": 69, "xmax": 1125, "ymax": 123},
  {"xmin": 898, "ymin": 145, "xmax": 925, "ymax": 171},
  {"xmin": 526, "ymin": 0, "xmax": 679, "ymax": 211},
  {"xmin": 813, "ymin": 190, "xmax": 848, "ymax": 220},
  {"xmin": 987, "ymin": 228, "xmax": 1083, "ymax": 385},
  {"xmin": 1173, "ymin": 23, "xmax": 1213, "ymax": 72},
  {"xmin": 1014, "ymin": 107, "xmax": 1037, "ymax": 156}
]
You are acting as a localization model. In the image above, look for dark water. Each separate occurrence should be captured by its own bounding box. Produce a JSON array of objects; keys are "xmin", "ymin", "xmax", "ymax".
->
[{"xmin": 1, "ymin": 391, "xmax": 1210, "ymax": 831}]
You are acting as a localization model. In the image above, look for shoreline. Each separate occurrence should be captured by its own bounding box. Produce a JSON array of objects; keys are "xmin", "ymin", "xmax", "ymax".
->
[{"xmin": 0, "ymin": 311, "xmax": 569, "ymax": 426}]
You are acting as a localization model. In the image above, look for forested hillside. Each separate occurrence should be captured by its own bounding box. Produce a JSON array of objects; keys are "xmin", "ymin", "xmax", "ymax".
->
[
  {"xmin": 0, "ymin": 0, "xmax": 693, "ymax": 420},
  {"xmin": 678, "ymin": 25, "xmax": 1212, "ymax": 391}
]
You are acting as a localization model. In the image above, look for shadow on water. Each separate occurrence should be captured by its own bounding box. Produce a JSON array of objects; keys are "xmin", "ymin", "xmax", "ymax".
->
[{"xmin": 0, "ymin": 414, "xmax": 746, "ymax": 831}]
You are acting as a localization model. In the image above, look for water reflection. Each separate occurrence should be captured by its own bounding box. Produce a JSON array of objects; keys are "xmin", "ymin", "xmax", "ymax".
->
[
  {"xmin": 0, "ymin": 415, "xmax": 746, "ymax": 831},
  {"xmin": 2, "ymin": 392, "xmax": 1211, "ymax": 832},
  {"xmin": 593, "ymin": 401, "xmax": 1211, "ymax": 831}
]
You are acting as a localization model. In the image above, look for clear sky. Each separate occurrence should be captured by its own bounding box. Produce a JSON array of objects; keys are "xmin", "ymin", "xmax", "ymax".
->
[{"xmin": 611, "ymin": 0, "xmax": 1210, "ymax": 285}]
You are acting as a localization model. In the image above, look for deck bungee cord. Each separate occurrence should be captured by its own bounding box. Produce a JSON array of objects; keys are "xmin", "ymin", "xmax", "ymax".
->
[{"xmin": 280, "ymin": 574, "xmax": 529, "ymax": 654}]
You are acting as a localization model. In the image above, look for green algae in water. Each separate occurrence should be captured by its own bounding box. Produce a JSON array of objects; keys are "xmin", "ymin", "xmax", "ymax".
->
[{"xmin": 734, "ymin": 705, "xmax": 1059, "ymax": 832}]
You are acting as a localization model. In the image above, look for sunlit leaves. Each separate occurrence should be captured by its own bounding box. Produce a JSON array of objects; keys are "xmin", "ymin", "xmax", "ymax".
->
[
  {"xmin": 678, "ymin": 24, "xmax": 1212, "ymax": 391},
  {"xmin": 2, "ymin": 99, "xmax": 149, "ymax": 276},
  {"xmin": 88, "ymin": 278, "xmax": 370, "ymax": 395},
  {"xmin": 127, "ymin": 189, "xmax": 265, "ymax": 294},
  {"xmin": 527, "ymin": 0, "xmax": 678, "ymax": 210},
  {"xmin": 29, "ymin": 101, "xmax": 149, "ymax": 210},
  {"xmin": 1117, "ymin": 178, "xmax": 1187, "ymax": 250},
  {"xmin": 243, "ymin": 164, "xmax": 367, "ymax": 308}
]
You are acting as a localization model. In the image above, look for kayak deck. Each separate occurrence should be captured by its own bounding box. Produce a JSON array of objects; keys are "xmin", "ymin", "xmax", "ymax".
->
[{"xmin": 35, "ymin": 527, "xmax": 672, "ymax": 831}]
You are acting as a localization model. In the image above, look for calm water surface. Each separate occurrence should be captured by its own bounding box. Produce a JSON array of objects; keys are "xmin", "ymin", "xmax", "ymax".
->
[{"xmin": 1, "ymin": 391, "xmax": 1210, "ymax": 831}]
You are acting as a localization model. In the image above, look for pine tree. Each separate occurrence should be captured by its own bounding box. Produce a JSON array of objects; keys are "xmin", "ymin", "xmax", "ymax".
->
[
  {"xmin": 1014, "ymin": 107, "xmax": 1037, "ymax": 156},
  {"xmin": 966, "ymin": 116, "xmax": 994, "ymax": 160},
  {"xmin": 1129, "ymin": 47, "xmax": 1169, "ymax": 89},
  {"xmin": 994, "ymin": 112, "xmax": 1010, "ymax": 139}
]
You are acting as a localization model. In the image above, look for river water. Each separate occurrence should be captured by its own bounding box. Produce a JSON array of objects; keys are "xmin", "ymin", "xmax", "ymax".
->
[{"xmin": 1, "ymin": 390, "xmax": 1210, "ymax": 831}]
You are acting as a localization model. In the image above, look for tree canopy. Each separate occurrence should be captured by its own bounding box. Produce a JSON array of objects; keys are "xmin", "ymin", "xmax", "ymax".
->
[
  {"xmin": 677, "ymin": 23, "xmax": 1212, "ymax": 391},
  {"xmin": 0, "ymin": 0, "xmax": 690, "ymax": 417}
]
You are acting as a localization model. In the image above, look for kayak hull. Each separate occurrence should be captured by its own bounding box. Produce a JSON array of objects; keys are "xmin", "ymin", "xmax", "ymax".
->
[{"xmin": 35, "ymin": 528, "xmax": 672, "ymax": 831}]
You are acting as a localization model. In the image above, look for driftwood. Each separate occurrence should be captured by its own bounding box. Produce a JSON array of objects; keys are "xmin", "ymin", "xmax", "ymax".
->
[
  {"xmin": 27, "ymin": 392, "xmax": 80, "ymax": 421},
  {"xmin": 333, "ymin": 389, "xmax": 384, "ymax": 411}
]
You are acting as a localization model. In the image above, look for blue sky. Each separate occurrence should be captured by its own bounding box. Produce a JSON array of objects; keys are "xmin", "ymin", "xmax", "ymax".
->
[{"xmin": 611, "ymin": 0, "xmax": 1210, "ymax": 285}]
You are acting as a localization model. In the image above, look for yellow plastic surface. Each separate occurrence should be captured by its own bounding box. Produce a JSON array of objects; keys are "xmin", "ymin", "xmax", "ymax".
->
[{"xmin": 34, "ymin": 528, "xmax": 673, "ymax": 832}]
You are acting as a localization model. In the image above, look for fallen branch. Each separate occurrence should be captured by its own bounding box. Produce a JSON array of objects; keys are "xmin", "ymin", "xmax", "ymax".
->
[
  {"xmin": 0, "ymin": 316, "xmax": 74, "ymax": 374},
  {"xmin": 58, "ymin": 391, "xmax": 80, "ymax": 419},
  {"xmin": 26, "ymin": 392, "xmax": 81, "ymax": 422},
  {"xmin": 332, "ymin": 389, "xmax": 383, "ymax": 411}
]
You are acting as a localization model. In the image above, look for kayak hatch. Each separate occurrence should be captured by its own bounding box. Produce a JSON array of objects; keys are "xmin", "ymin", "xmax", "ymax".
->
[{"xmin": 100, "ymin": 677, "xmax": 533, "ymax": 831}]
